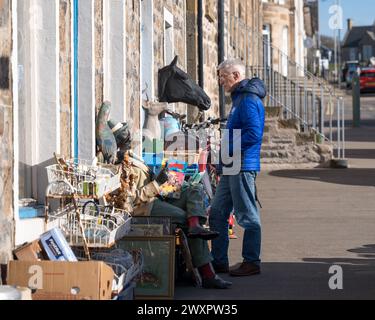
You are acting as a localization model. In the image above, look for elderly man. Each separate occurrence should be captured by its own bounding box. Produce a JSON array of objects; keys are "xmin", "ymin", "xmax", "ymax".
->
[{"xmin": 209, "ymin": 59, "xmax": 266, "ymax": 277}]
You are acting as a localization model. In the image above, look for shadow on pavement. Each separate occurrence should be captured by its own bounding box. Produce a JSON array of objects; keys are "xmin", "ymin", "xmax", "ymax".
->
[
  {"xmin": 269, "ymin": 169, "xmax": 375, "ymax": 187},
  {"xmin": 174, "ymin": 244, "xmax": 375, "ymax": 300},
  {"xmin": 326, "ymin": 120, "xmax": 375, "ymax": 143},
  {"xmin": 347, "ymin": 244, "xmax": 375, "ymax": 259},
  {"xmin": 343, "ymin": 149, "xmax": 375, "ymax": 159},
  {"xmin": 303, "ymin": 244, "xmax": 375, "ymax": 267},
  {"xmin": 360, "ymin": 93, "xmax": 375, "ymax": 98}
]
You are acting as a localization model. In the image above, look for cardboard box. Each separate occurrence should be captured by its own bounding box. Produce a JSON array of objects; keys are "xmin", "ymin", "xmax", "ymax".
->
[
  {"xmin": 39, "ymin": 228, "xmax": 77, "ymax": 261},
  {"xmin": 13, "ymin": 240, "xmax": 45, "ymax": 261},
  {"xmin": 7, "ymin": 261, "xmax": 115, "ymax": 300}
]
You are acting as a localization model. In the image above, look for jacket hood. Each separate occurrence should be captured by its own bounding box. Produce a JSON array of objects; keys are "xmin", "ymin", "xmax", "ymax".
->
[{"xmin": 232, "ymin": 78, "xmax": 267, "ymax": 99}]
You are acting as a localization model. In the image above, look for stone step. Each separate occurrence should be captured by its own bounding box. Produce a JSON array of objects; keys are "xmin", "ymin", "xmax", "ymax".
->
[
  {"xmin": 260, "ymin": 157, "xmax": 310, "ymax": 164},
  {"xmin": 260, "ymin": 150, "xmax": 289, "ymax": 159},
  {"xmin": 261, "ymin": 93, "xmax": 334, "ymax": 166},
  {"xmin": 265, "ymin": 106, "xmax": 282, "ymax": 118},
  {"xmin": 261, "ymin": 144, "xmax": 288, "ymax": 151},
  {"xmin": 264, "ymin": 119, "xmax": 300, "ymax": 131},
  {"xmin": 264, "ymin": 118, "xmax": 279, "ymax": 126},
  {"xmin": 264, "ymin": 127, "xmax": 300, "ymax": 139},
  {"xmin": 270, "ymin": 132, "xmax": 296, "ymax": 140},
  {"xmin": 296, "ymin": 132, "xmax": 316, "ymax": 144},
  {"xmin": 271, "ymin": 88, "xmax": 336, "ymax": 97},
  {"xmin": 271, "ymin": 138, "xmax": 295, "ymax": 145},
  {"xmin": 273, "ymin": 79, "xmax": 341, "ymax": 90}
]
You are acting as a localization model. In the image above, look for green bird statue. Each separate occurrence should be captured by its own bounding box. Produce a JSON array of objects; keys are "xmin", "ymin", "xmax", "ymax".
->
[{"xmin": 96, "ymin": 101, "xmax": 117, "ymax": 164}]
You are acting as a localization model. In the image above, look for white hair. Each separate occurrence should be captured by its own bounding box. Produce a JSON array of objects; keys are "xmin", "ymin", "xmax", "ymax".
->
[{"xmin": 217, "ymin": 59, "xmax": 246, "ymax": 77}]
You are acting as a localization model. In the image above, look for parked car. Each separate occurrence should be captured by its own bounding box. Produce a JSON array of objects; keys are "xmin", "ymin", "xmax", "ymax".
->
[{"xmin": 360, "ymin": 68, "xmax": 375, "ymax": 93}]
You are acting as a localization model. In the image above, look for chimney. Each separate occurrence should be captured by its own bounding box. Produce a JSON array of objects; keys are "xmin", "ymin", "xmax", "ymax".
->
[{"xmin": 347, "ymin": 19, "xmax": 353, "ymax": 31}]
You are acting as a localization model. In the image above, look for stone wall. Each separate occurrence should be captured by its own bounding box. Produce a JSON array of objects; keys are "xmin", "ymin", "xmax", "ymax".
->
[
  {"xmin": 59, "ymin": 0, "xmax": 71, "ymax": 158},
  {"xmin": 151, "ymin": 0, "xmax": 264, "ymax": 121},
  {"xmin": 95, "ymin": 0, "xmax": 104, "ymax": 115},
  {"xmin": 202, "ymin": 0, "xmax": 219, "ymax": 119},
  {"xmin": 125, "ymin": 0, "xmax": 140, "ymax": 131},
  {"xmin": 59, "ymin": 0, "xmax": 104, "ymax": 157},
  {"xmin": 201, "ymin": 0, "xmax": 264, "ymax": 118},
  {"xmin": 185, "ymin": 0, "xmax": 199, "ymax": 123},
  {"xmin": 153, "ymin": 0, "xmax": 187, "ymax": 115},
  {"xmin": 0, "ymin": 0, "xmax": 13, "ymax": 267}
]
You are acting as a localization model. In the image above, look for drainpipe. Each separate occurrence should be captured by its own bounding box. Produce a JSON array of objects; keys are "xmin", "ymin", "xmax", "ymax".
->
[
  {"xmin": 198, "ymin": 0, "xmax": 204, "ymax": 89},
  {"xmin": 73, "ymin": 0, "xmax": 79, "ymax": 158},
  {"xmin": 218, "ymin": 0, "xmax": 225, "ymax": 119}
]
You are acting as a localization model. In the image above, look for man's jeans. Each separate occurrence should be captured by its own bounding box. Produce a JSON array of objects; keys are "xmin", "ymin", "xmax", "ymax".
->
[{"xmin": 209, "ymin": 171, "xmax": 261, "ymax": 266}]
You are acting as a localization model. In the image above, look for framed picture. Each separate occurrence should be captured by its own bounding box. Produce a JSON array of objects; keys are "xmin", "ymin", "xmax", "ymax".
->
[
  {"xmin": 129, "ymin": 216, "xmax": 172, "ymax": 236},
  {"xmin": 129, "ymin": 224, "xmax": 164, "ymax": 237},
  {"xmin": 116, "ymin": 236, "xmax": 175, "ymax": 300}
]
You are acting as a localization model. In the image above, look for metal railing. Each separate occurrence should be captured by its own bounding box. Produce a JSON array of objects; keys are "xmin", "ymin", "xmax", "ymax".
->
[{"xmin": 227, "ymin": 14, "xmax": 345, "ymax": 159}]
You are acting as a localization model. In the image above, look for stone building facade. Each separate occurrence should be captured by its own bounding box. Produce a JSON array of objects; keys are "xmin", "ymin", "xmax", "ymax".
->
[
  {"xmin": 0, "ymin": 0, "xmax": 203, "ymax": 264},
  {"xmin": 0, "ymin": 0, "xmax": 145, "ymax": 264},
  {"xmin": 59, "ymin": 0, "xmax": 72, "ymax": 158},
  {"xmin": 0, "ymin": 0, "xmax": 298, "ymax": 270},
  {"xmin": 263, "ymin": 0, "xmax": 306, "ymax": 75},
  {"xmin": 198, "ymin": 0, "xmax": 264, "ymax": 118},
  {"xmin": 0, "ymin": 0, "xmax": 13, "ymax": 267},
  {"xmin": 303, "ymin": 0, "xmax": 320, "ymax": 74}
]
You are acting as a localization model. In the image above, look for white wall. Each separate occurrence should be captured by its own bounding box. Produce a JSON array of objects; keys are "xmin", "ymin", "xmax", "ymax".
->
[
  {"xmin": 77, "ymin": 0, "xmax": 95, "ymax": 160},
  {"xmin": 14, "ymin": 0, "xmax": 60, "ymax": 244},
  {"xmin": 103, "ymin": 0, "xmax": 127, "ymax": 122},
  {"xmin": 16, "ymin": 0, "xmax": 60, "ymax": 202}
]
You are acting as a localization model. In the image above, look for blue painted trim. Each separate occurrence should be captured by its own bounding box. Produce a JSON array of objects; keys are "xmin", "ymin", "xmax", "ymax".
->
[
  {"xmin": 19, "ymin": 206, "xmax": 45, "ymax": 219},
  {"xmin": 73, "ymin": 0, "xmax": 79, "ymax": 158}
]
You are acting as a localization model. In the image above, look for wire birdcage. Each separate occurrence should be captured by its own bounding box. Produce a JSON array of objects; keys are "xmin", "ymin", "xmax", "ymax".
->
[
  {"xmin": 47, "ymin": 202, "xmax": 132, "ymax": 248},
  {"xmin": 45, "ymin": 158, "xmax": 120, "ymax": 198}
]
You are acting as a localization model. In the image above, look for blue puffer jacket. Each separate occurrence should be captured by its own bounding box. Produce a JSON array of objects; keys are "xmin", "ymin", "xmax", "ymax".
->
[{"xmin": 222, "ymin": 78, "xmax": 266, "ymax": 172}]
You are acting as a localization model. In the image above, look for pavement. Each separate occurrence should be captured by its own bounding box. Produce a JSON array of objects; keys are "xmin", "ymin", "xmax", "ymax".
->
[{"xmin": 174, "ymin": 91, "xmax": 375, "ymax": 300}]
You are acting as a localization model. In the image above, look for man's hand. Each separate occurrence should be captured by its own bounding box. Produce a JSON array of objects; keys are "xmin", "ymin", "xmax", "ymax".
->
[{"xmin": 155, "ymin": 166, "xmax": 169, "ymax": 185}]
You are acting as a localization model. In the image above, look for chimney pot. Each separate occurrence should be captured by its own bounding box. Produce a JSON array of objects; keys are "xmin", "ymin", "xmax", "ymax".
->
[{"xmin": 347, "ymin": 19, "xmax": 353, "ymax": 31}]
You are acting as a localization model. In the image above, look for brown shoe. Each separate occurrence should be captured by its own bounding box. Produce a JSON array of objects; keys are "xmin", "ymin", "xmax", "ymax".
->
[{"xmin": 229, "ymin": 262, "xmax": 261, "ymax": 277}]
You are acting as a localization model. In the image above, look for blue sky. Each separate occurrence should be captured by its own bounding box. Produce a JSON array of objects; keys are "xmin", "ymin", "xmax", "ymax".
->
[{"xmin": 319, "ymin": 0, "xmax": 375, "ymax": 39}]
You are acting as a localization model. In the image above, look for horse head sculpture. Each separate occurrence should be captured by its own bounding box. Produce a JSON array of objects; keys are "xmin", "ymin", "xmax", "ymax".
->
[{"xmin": 158, "ymin": 56, "xmax": 211, "ymax": 111}]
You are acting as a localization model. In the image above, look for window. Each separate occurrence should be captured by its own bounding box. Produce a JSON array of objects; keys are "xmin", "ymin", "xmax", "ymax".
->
[
  {"xmin": 263, "ymin": 24, "xmax": 271, "ymax": 67},
  {"xmin": 164, "ymin": 8, "xmax": 174, "ymax": 66},
  {"xmin": 363, "ymin": 45, "xmax": 373, "ymax": 61},
  {"xmin": 282, "ymin": 26, "xmax": 289, "ymax": 76},
  {"xmin": 349, "ymin": 48, "xmax": 357, "ymax": 61}
]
